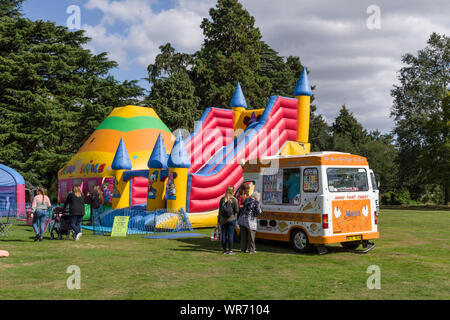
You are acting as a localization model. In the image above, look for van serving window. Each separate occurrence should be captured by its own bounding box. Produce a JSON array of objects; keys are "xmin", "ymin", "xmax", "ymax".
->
[
  {"xmin": 327, "ymin": 168, "xmax": 369, "ymax": 192},
  {"xmin": 303, "ymin": 168, "xmax": 319, "ymax": 193},
  {"xmin": 262, "ymin": 168, "xmax": 300, "ymax": 205}
]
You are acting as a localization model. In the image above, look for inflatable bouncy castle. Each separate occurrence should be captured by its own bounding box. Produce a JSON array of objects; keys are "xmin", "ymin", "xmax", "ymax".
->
[
  {"xmin": 58, "ymin": 69, "xmax": 313, "ymax": 228},
  {"xmin": 57, "ymin": 106, "xmax": 174, "ymax": 211}
]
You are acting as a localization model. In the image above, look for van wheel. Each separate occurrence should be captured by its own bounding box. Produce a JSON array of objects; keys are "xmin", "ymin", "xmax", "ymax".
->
[
  {"xmin": 290, "ymin": 229, "xmax": 312, "ymax": 253},
  {"xmin": 341, "ymin": 241, "xmax": 361, "ymax": 250}
]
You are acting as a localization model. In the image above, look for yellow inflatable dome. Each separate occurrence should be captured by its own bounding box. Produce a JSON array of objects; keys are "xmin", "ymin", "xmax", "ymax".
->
[{"xmin": 58, "ymin": 105, "xmax": 174, "ymax": 203}]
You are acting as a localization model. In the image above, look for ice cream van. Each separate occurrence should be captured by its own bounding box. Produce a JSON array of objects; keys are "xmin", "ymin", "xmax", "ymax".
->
[{"xmin": 238, "ymin": 152, "xmax": 379, "ymax": 254}]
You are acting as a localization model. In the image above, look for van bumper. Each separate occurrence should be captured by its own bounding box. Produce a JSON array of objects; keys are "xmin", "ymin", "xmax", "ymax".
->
[{"xmin": 309, "ymin": 232, "xmax": 379, "ymax": 244}]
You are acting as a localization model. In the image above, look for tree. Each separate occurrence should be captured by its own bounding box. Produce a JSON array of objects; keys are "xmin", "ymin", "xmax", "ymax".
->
[
  {"xmin": 391, "ymin": 33, "xmax": 449, "ymax": 204},
  {"xmin": 0, "ymin": 16, "xmax": 143, "ymax": 199},
  {"xmin": 328, "ymin": 106, "xmax": 398, "ymax": 194},
  {"xmin": 146, "ymin": 71, "xmax": 201, "ymax": 131},
  {"xmin": 147, "ymin": 43, "xmax": 194, "ymax": 84},
  {"xmin": 145, "ymin": 43, "xmax": 201, "ymax": 131},
  {"xmin": 360, "ymin": 131, "xmax": 398, "ymax": 194},
  {"xmin": 309, "ymin": 114, "xmax": 332, "ymax": 152},
  {"xmin": 259, "ymin": 43, "xmax": 304, "ymax": 98},
  {"xmin": 331, "ymin": 105, "xmax": 368, "ymax": 153},
  {"xmin": 192, "ymin": 0, "xmax": 271, "ymax": 109},
  {"xmin": 0, "ymin": 0, "xmax": 24, "ymax": 18}
]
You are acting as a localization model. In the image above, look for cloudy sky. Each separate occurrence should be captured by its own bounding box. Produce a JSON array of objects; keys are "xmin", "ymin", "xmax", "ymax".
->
[{"xmin": 23, "ymin": 0, "xmax": 450, "ymax": 133}]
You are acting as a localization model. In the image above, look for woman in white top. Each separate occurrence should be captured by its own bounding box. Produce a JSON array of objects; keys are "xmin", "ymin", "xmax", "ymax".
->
[{"xmin": 31, "ymin": 188, "xmax": 51, "ymax": 241}]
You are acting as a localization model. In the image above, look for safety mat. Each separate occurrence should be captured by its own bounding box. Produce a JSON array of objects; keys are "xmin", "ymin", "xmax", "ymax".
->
[{"xmin": 142, "ymin": 233, "xmax": 207, "ymax": 239}]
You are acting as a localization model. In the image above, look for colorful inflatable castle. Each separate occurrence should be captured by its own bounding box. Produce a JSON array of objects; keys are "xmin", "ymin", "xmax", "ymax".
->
[
  {"xmin": 57, "ymin": 106, "xmax": 174, "ymax": 212},
  {"xmin": 58, "ymin": 69, "xmax": 313, "ymax": 228}
]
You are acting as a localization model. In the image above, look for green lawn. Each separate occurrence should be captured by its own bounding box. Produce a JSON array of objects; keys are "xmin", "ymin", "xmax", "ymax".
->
[{"xmin": 0, "ymin": 209, "xmax": 449, "ymax": 300}]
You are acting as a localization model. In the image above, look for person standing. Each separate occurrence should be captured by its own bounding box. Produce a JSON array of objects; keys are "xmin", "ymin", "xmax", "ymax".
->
[
  {"xmin": 285, "ymin": 172, "xmax": 300, "ymax": 204},
  {"xmin": 218, "ymin": 186, "xmax": 239, "ymax": 255},
  {"xmin": 88, "ymin": 185, "xmax": 104, "ymax": 225},
  {"xmin": 236, "ymin": 184, "xmax": 250, "ymax": 218},
  {"xmin": 63, "ymin": 185, "xmax": 85, "ymax": 241},
  {"xmin": 31, "ymin": 188, "xmax": 51, "ymax": 241},
  {"xmin": 238, "ymin": 192, "xmax": 262, "ymax": 254}
]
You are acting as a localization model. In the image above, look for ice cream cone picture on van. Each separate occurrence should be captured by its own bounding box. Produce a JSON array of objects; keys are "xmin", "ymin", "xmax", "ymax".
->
[
  {"xmin": 361, "ymin": 205, "xmax": 370, "ymax": 227},
  {"xmin": 334, "ymin": 206, "xmax": 344, "ymax": 230}
]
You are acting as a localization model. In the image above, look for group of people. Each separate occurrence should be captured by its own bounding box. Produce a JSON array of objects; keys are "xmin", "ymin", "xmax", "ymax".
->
[
  {"xmin": 218, "ymin": 184, "xmax": 262, "ymax": 255},
  {"xmin": 30, "ymin": 181, "xmax": 256, "ymax": 250},
  {"xmin": 30, "ymin": 185, "xmax": 104, "ymax": 242}
]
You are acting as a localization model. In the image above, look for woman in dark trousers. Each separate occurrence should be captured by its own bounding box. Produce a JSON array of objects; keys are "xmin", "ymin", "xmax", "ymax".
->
[
  {"xmin": 88, "ymin": 185, "xmax": 103, "ymax": 225},
  {"xmin": 218, "ymin": 186, "xmax": 240, "ymax": 255},
  {"xmin": 238, "ymin": 192, "xmax": 262, "ymax": 254},
  {"xmin": 63, "ymin": 185, "xmax": 85, "ymax": 241},
  {"xmin": 236, "ymin": 184, "xmax": 250, "ymax": 218}
]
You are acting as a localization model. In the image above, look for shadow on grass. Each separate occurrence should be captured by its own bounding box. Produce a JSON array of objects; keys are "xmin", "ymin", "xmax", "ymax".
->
[
  {"xmin": 170, "ymin": 236, "xmax": 350, "ymax": 256},
  {"xmin": 0, "ymin": 239, "xmax": 32, "ymax": 242}
]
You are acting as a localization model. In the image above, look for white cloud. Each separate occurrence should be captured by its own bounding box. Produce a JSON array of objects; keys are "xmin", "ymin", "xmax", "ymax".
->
[
  {"xmin": 82, "ymin": 0, "xmax": 212, "ymax": 69},
  {"xmin": 82, "ymin": 0, "xmax": 450, "ymax": 132},
  {"xmin": 241, "ymin": 0, "xmax": 450, "ymax": 132}
]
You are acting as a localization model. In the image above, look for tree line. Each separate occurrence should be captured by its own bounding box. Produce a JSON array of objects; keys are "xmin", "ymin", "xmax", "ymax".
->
[{"xmin": 0, "ymin": 0, "xmax": 448, "ymax": 205}]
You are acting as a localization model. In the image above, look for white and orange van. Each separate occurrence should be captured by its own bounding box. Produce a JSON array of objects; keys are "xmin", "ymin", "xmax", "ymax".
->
[{"xmin": 238, "ymin": 152, "xmax": 379, "ymax": 254}]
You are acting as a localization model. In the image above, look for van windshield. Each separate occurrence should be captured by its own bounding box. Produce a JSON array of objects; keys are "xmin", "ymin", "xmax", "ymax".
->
[{"xmin": 327, "ymin": 168, "xmax": 369, "ymax": 192}]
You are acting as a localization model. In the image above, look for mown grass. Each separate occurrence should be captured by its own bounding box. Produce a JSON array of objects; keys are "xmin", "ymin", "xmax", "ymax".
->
[{"xmin": 0, "ymin": 209, "xmax": 449, "ymax": 300}]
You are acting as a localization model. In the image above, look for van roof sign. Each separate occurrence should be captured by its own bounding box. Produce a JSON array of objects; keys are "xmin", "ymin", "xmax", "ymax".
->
[{"xmin": 242, "ymin": 152, "xmax": 368, "ymax": 173}]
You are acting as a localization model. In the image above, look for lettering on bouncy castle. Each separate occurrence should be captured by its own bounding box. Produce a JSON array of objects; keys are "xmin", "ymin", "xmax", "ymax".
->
[{"xmin": 62, "ymin": 161, "xmax": 106, "ymax": 175}]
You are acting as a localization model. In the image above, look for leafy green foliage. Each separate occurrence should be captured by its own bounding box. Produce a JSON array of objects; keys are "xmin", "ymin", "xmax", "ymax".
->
[
  {"xmin": 145, "ymin": 70, "xmax": 201, "ymax": 131},
  {"xmin": 259, "ymin": 43, "xmax": 303, "ymax": 98},
  {"xmin": 192, "ymin": 0, "xmax": 271, "ymax": 108},
  {"xmin": 0, "ymin": 16, "xmax": 142, "ymax": 199},
  {"xmin": 4, "ymin": 0, "xmax": 444, "ymax": 207},
  {"xmin": 328, "ymin": 106, "xmax": 399, "ymax": 196},
  {"xmin": 391, "ymin": 33, "xmax": 449, "ymax": 204},
  {"xmin": 309, "ymin": 114, "xmax": 332, "ymax": 152},
  {"xmin": 146, "ymin": 43, "xmax": 194, "ymax": 84},
  {"xmin": 0, "ymin": 0, "xmax": 24, "ymax": 18},
  {"xmin": 331, "ymin": 105, "xmax": 368, "ymax": 153},
  {"xmin": 144, "ymin": 43, "xmax": 201, "ymax": 131}
]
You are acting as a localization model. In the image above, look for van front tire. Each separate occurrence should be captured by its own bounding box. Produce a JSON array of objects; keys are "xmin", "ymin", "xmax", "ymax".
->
[{"xmin": 290, "ymin": 229, "xmax": 312, "ymax": 253}]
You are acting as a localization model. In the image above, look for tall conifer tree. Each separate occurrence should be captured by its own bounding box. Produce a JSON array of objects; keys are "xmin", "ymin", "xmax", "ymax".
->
[{"xmin": 0, "ymin": 9, "xmax": 142, "ymax": 198}]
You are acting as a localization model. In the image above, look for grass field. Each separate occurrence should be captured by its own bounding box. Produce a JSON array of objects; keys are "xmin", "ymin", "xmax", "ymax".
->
[{"xmin": 0, "ymin": 209, "xmax": 449, "ymax": 300}]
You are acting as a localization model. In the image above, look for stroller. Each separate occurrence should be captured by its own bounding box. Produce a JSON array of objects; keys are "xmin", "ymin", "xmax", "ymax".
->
[{"xmin": 49, "ymin": 207, "xmax": 73, "ymax": 240}]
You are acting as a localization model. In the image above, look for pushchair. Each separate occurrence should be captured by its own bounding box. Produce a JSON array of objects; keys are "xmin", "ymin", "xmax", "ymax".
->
[{"xmin": 49, "ymin": 207, "xmax": 73, "ymax": 240}]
